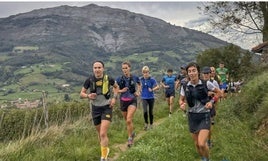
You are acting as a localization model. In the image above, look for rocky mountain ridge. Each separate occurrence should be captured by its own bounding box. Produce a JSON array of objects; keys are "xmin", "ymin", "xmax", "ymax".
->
[{"xmin": 0, "ymin": 4, "xmax": 228, "ymax": 54}]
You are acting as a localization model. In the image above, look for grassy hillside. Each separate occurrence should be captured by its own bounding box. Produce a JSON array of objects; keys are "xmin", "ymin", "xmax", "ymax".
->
[
  {"xmin": 0, "ymin": 49, "xmax": 188, "ymax": 105},
  {"xmin": 0, "ymin": 71, "xmax": 268, "ymax": 161}
]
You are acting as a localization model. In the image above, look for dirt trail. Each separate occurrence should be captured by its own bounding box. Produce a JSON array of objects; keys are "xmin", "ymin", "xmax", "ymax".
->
[{"xmin": 109, "ymin": 117, "xmax": 166, "ymax": 161}]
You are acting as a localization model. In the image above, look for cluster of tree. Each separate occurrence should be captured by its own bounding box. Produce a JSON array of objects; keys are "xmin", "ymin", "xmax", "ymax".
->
[
  {"xmin": 196, "ymin": 2, "xmax": 268, "ymax": 80},
  {"xmin": 197, "ymin": 44, "xmax": 255, "ymax": 80}
]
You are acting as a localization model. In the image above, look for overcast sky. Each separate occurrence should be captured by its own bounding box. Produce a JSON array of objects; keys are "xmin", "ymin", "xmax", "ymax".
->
[
  {"xmin": 0, "ymin": 1, "xmax": 262, "ymax": 50},
  {"xmin": 0, "ymin": 1, "xmax": 204, "ymax": 27}
]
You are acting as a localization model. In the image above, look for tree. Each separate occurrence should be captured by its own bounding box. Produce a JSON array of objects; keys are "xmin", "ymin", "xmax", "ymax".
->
[
  {"xmin": 64, "ymin": 94, "xmax": 71, "ymax": 102},
  {"xmin": 196, "ymin": 44, "xmax": 254, "ymax": 79},
  {"xmin": 199, "ymin": 2, "xmax": 268, "ymax": 42}
]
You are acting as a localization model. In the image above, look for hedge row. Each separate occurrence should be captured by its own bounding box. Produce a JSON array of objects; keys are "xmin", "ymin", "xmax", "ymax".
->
[{"xmin": 0, "ymin": 101, "xmax": 90, "ymax": 141}]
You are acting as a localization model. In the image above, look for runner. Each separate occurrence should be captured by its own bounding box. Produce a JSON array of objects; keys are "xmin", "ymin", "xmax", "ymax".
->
[
  {"xmin": 201, "ymin": 66, "xmax": 222, "ymax": 149},
  {"xmin": 179, "ymin": 62, "xmax": 221, "ymax": 161},
  {"xmin": 161, "ymin": 69, "xmax": 178, "ymax": 117},
  {"xmin": 177, "ymin": 64, "xmax": 188, "ymax": 88},
  {"xmin": 140, "ymin": 66, "xmax": 159, "ymax": 130},
  {"xmin": 80, "ymin": 60, "xmax": 119, "ymax": 161},
  {"xmin": 210, "ymin": 66, "xmax": 221, "ymax": 85},
  {"xmin": 116, "ymin": 61, "xmax": 141, "ymax": 147},
  {"xmin": 227, "ymin": 78, "xmax": 244, "ymax": 96},
  {"xmin": 177, "ymin": 65, "xmax": 189, "ymax": 117},
  {"xmin": 216, "ymin": 62, "xmax": 229, "ymax": 99}
]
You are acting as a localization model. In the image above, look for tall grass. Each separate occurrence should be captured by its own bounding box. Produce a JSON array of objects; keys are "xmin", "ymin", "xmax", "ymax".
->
[{"xmin": 0, "ymin": 95, "xmax": 170, "ymax": 161}]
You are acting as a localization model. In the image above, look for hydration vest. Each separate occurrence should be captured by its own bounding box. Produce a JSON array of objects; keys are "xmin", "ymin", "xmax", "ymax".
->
[
  {"xmin": 183, "ymin": 80, "xmax": 210, "ymax": 108},
  {"xmin": 118, "ymin": 75, "xmax": 136, "ymax": 94},
  {"xmin": 89, "ymin": 74, "xmax": 110, "ymax": 99}
]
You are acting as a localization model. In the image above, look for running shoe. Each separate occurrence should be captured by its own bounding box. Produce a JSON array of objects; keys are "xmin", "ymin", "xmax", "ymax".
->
[
  {"xmin": 201, "ymin": 157, "xmax": 210, "ymax": 161},
  {"xmin": 144, "ymin": 124, "xmax": 148, "ymax": 131},
  {"xmin": 149, "ymin": 124, "xmax": 153, "ymax": 130},
  {"xmin": 100, "ymin": 158, "xmax": 108, "ymax": 161},
  {"xmin": 127, "ymin": 132, "xmax": 136, "ymax": 147},
  {"xmin": 127, "ymin": 138, "xmax": 133, "ymax": 147}
]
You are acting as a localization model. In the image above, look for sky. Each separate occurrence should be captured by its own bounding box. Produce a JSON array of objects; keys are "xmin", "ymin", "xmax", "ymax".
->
[
  {"xmin": 0, "ymin": 1, "xmax": 203, "ymax": 27},
  {"xmin": 0, "ymin": 1, "xmax": 262, "ymax": 50}
]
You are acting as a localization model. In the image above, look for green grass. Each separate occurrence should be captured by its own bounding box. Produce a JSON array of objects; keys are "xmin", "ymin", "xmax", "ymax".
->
[
  {"xmin": 116, "ymin": 97, "xmax": 268, "ymax": 161},
  {"xmin": 0, "ymin": 62, "xmax": 73, "ymax": 104},
  {"xmin": 0, "ymin": 83, "xmax": 66, "ymax": 103},
  {"xmin": 0, "ymin": 49, "xmax": 184, "ymax": 105},
  {"xmin": 14, "ymin": 63, "xmax": 63, "ymax": 75},
  {"xmin": 12, "ymin": 46, "xmax": 39, "ymax": 53}
]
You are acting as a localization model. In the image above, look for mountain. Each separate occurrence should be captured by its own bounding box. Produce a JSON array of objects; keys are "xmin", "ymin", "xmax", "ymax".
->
[
  {"xmin": 0, "ymin": 4, "xmax": 229, "ymax": 103},
  {"xmin": 0, "ymin": 4, "xmax": 227, "ymax": 53}
]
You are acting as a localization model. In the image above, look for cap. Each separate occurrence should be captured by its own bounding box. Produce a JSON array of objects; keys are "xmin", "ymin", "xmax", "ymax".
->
[
  {"xmin": 180, "ymin": 64, "xmax": 187, "ymax": 70},
  {"xmin": 202, "ymin": 66, "xmax": 211, "ymax": 73}
]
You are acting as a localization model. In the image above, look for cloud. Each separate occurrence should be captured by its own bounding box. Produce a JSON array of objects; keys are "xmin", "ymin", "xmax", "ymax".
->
[
  {"xmin": 95, "ymin": 2, "xmax": 202, "ymax": 27},
  {"xmin": 185, "ymin": 16, "xmax": 209, "ymax": 28}
]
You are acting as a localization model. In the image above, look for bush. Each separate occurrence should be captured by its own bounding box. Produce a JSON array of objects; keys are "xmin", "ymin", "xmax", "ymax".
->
[{"xmin": 0, "ymin": 101, "xmax": 90, "ymax": 141}]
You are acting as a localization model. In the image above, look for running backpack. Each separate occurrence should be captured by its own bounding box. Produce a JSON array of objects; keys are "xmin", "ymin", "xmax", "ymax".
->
[
  {"xmin": 182, "ymin": 80, "xmax": 209, "ymax": 107},
  {"xmin": 118, "ymin": 75, "xmax": 136, "ymax": 94},
  {"xmin": 89, "ymin": 74, "xmax": 110, "ymax": 99}
]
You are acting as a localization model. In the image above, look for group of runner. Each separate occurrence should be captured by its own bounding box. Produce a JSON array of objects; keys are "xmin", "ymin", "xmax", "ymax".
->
[
  {"xmin": 80, "ymin": 60, "xmax": 231, "ymax": 161},
  {"xmin": 80, "ymin": 61, "xmax": 158, "ymax": 161}
]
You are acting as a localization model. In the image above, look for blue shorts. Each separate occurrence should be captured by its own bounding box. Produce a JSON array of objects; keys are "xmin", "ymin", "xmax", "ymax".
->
[
  {"xmin": 165, "ymin": 89, "xmax": 175, "ymax": 98},
  {"xmin": 220, "ymin": 82, "xmax": 228, "ymax": 90}
]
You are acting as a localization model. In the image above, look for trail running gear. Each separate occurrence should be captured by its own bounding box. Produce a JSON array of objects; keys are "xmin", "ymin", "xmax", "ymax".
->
[
  {"xmin": 89, "ymin": 74, "xmax": 111, "ymax": 99},
  {"xmin": 127, "ymin": 132, "xmax": 136, "ymax": 147},
  {"xmin": 144, "ymin": 124, "xmax": 148, "ymax": 131},
  {"xmin": 100, "ymin": 147, "xmax": 109, "ymax": 161}
]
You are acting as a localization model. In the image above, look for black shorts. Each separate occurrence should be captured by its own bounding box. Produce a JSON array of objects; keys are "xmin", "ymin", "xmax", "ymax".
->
[
  {"xmin": 188, "ymin": 112, "xmax": 211, "ymax": 133},
  {"xmin": 120, "ymin": 98, "xmax": 137, "ymax": 112},
  {"xmin": 91, "ymin": 104, "xmax": 112, "ymax": 126},
  {"xmin": 230, "ymin": 87, "xmax": 236, "ymax": 93},
  {"xmin": 165, "ymin": 89, "xmax": 175, "ymax": 98}
]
